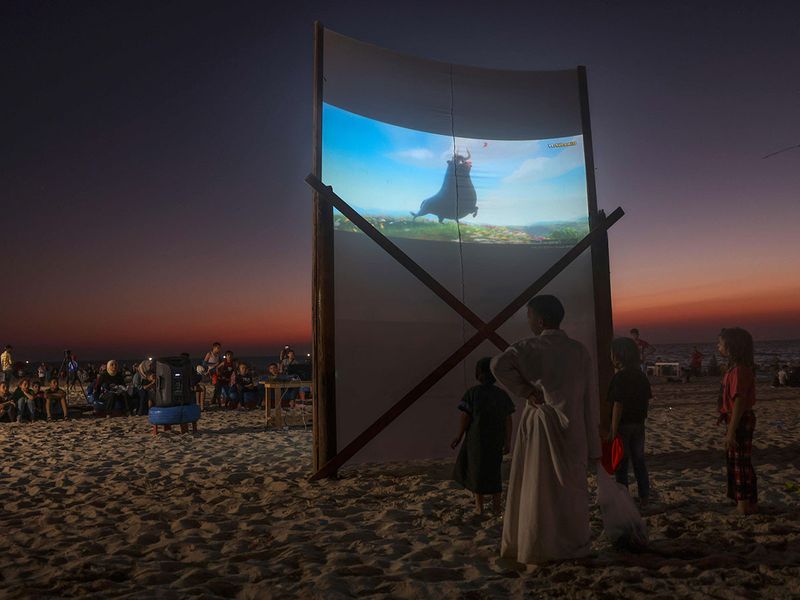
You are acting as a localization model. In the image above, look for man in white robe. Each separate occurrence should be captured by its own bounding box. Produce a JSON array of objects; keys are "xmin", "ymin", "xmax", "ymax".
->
[{"xmin": 491, "ymin": 295, "xmax": 601, "ymax": 564}]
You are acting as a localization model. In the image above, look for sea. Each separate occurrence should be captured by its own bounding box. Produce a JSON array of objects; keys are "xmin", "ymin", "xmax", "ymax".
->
[
  {"xmin": 18, "ymin": 341, "xmax": 800, "ymax": 379},
  {"xmin": 641, "ymin": 339, "xmax": 800, "ymax": 370}
]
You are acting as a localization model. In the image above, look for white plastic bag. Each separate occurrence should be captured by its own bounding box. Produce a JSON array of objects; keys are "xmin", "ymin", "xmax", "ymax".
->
[{"xmin": 596, "ymin": 464, "xmax": 648, "ymax": 550}]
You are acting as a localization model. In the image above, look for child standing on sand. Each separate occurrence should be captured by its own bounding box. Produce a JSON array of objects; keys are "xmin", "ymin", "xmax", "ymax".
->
[
  {"xmin": 451, "ymin": 357, "xmax": 515, "ymax": 515},
  {"xmin": 608, "ymin": 337, "xmax": 653, "ymax": 506},
  {"xmin": 718, "ymin": 327, "xmax": 758, "ymax": 515}
]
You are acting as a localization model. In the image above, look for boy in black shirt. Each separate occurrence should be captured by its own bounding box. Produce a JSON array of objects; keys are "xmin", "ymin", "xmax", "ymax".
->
[{"xmin": 608, "ymin": 337, "xmax": 653, "ymax": 505}]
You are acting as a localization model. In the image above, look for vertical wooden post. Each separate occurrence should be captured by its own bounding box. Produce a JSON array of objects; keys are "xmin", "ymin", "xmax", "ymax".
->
[
  {"xmin": 578, "ymin": 66, "xmax": 615, "ymax": 431},
  {"xmin": 311, "ymin": 22, "xmax": 337, "ymax": 474}
]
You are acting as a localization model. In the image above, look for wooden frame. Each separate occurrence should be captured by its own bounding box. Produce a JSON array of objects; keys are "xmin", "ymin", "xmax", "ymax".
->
[
  {"xmin": 311, "ymin": 21, "xmax": 337, "ymax": 472},
  {"xmin": 578, "ymin": 66, "xmax": 616, "ymax": 431},
  {"xmin": 310, "ymin": 38, "xmax": 620, "ymax": 478}
]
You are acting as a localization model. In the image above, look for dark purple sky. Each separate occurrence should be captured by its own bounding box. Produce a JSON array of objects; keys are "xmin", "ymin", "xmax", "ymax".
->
[{"xmin": 3, "ymin": 1, "xmax": 799, "ymax": 360}]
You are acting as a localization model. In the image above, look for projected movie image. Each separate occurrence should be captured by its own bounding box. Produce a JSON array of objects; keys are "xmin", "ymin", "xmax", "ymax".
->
[{"xmin": 322, "ymin": 103, "xmax": 589, "ymax": 245}]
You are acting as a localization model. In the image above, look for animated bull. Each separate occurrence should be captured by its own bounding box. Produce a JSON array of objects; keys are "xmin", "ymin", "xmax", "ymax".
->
[{"xmin": 411, "ymin": 150, "xmax": 477, "ymax": 223}]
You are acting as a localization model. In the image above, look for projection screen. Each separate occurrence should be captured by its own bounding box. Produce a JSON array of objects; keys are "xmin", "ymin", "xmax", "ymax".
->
[{"xmin": 319, "ymin": 29, "xmax": 603, "ymax": 465}]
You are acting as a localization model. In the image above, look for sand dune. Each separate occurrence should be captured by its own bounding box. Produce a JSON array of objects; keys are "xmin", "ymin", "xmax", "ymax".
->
[{"xmin": 0, "ymin": 380, "xmax": 798, "ymax": 598}]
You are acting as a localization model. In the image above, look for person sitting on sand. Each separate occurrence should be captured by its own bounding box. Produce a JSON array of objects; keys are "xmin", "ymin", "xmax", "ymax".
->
[
  {"xmin": 232, "ymin": 362, "xmax": 258, "ymax": 410},
  {"xmin": 608, "ymin": 337, "xmax": 653, "ymax": 507},
  {"xmin": 131, "ymin": 359, "xmax": 154, "ymax": 416},
  {"xmin": 718, "ymin": 328, "xmax": 758, "ymax": 515},
  {"xmin": 30, "ymin": 380, "xmax": 45, "ymax": 419},
  {"xmin": 451, "ymin": 357, "xmax": 514, "ymax": 515},
  {"xmin": 13, "ymin": 378, "xmax": 37, "ymax": 423},
  {"xmin": 44, "ymin": 378, "xmax": 69, "ymax": 421},
  {"xmin": 179, "ymin": 353, "xmax": 205, "ymax": 409},
  {"xmin": 0, "ymin": 381, "xmax": 17, "ymax": 422},
  {"xmin": 97, "ymin": 360, "xmax": 132, "ymax": 417},
  {"xmin": 258, "ymin": 362, "xmax": 280, "ymax": 409}
]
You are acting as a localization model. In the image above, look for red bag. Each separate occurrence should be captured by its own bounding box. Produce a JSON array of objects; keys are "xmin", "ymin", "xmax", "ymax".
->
[{"xmin": 601, "ymin": 435, "xmax": 624, "ymax": 475}]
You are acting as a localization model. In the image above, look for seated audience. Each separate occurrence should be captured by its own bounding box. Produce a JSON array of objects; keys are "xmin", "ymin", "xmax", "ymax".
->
[
  {"xmin": 97, "ymin": 360, "xmax": 132, "ymax": 417},
  {"xmin": 0, "ymin": 381, "xmax": 17, "ymax": 422},
  {"xmin": 258, "ymin": 362, "xmax": 281, "ymax": 408},
  {"xmin": 44, "ymin": 378, "xmax": 69, "ymax": 421},
  {"xmin": 13, "ymin": 378, "xmax": 37, "ymax": 423},
  {"xmin": 131, "ymin": 359, "xmax": 154, "ymax": 416},
  {"xmin": 233, "ymin": 362, "xmax": 258, "ymax": 409},
  {"xmin": 30, "ymin": 381, "xmax": 45, "ymax": 419}
]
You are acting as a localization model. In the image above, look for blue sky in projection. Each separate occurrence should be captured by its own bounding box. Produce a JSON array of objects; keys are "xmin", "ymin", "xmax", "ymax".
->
[{"xmin": 321, "ymin": 103, "xmax": 588, "ymax": 227}]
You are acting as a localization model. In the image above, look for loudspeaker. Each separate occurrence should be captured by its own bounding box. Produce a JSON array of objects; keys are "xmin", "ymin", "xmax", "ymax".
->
[{"xmin": 154, "ymin": 356, "xmax": 193, "ymax": 407}]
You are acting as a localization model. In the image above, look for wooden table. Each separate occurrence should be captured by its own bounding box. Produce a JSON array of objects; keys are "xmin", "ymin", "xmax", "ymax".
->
[{"xmin": 260, "ymin": 380, "xmax": 312, "ymax": 428}]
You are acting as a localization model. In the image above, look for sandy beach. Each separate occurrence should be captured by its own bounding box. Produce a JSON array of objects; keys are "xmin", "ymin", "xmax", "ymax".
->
[{"xmin": 0, "ymin": 379, "xmax": 798, "ymax": 599}]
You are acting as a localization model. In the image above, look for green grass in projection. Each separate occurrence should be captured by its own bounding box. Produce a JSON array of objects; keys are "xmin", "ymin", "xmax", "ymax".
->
[
  {"xmin": 333, "ymin": 214, "xmax": 590, "ymax": 245},
  {"xmin": 322, "ymin": 103, "xmax": 590, "ymax": 245}
]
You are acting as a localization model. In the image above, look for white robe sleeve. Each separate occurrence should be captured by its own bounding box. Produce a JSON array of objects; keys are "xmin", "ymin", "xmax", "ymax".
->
[{"xmin": 491, "ymin": 342, "xmax": 539, "ymax": 400}]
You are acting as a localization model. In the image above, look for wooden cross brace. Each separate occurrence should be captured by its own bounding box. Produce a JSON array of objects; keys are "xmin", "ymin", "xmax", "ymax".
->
[{"xmin": 305, "ymin": 173, "xmax": 624, "ymax": 481}]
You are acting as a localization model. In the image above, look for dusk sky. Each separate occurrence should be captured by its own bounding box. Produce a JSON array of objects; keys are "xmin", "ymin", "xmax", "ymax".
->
[{"xmin": 3, "ymin": 1, "xmax": 799, "ymax": 360}]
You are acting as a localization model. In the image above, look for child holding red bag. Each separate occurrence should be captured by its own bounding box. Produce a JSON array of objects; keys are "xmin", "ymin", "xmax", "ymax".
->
[{"xmin": 607, "ymin": 337, "xmax": 652, "ymax": 506}]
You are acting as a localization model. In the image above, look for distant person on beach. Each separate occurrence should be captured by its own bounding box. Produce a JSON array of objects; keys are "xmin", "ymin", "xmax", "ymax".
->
[
  {"xmin": 630, "ymin": 329, "xmax": 653, "ymax": 372},
  {"xmin": 707, "ymin": 353, "xmax": 721, "ymax": 377},
  {"xmin": 279, "ymin": 345, "xmax": 293, "ymax": 365},
  {"xmin": 279, "ymin": 348, "xmax": 297, "ymax": 374},
  {"xmin": 718, "ymin": 328, "xmax": 758, "ymax": 515},
  {"xmin": 686, "ymin": 346, "xmax": 704, "ymax": 381},
  {"xmin": 216, "ymin": 351, "xmax": 236, "ymax": 409},
  {"xmin": 13, "ymin": 378, "xmax": 37, "ymax": 423},
  {"xmin": 37, "ymin": 363, "xmax": 47, "ymax": 383},
  {"xmin": 608, "ymin": 337, "xmax": 652, "ymax": 506},
  {"xmin": 492, "ymin": 295, "xmax": 600, "ymax": 564},
  {"xmin": 788, "ymin": 364, "xmax": 800, "ymax": 388},
  {"xmin": 1, "ymin": 345, "xmax": 13, "ymax": 386},
  {"xmin": 203, "ymin": 342, "xmax": 223, "ymax": 381},
  {"xmin": 779, "ymin": 365, "xmax": 790, "ymax": 386},
  {"xmin": 0, "ymin": 381, "xmax": 17, "ymax": 422},
  {"xmin": 65, "ymin": 352, "xmax": 79, "ymax": 393},
  {"xmin": 44, "ymin": 378, "xmax": 68, "ymax": 421},
  {"xmin": 451, "ymin": 357, "xmax": 515, "ymax": 515}
]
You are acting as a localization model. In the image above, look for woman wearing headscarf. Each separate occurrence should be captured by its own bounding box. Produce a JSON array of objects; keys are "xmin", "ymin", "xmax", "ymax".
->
[{"xmin": 97, "ymin": 360, "xmax": 132, "ymax": 417}]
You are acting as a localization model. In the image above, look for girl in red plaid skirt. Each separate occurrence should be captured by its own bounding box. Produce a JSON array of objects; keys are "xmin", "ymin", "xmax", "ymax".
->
[{"xmin": 718, "ymin": 328, "xmax": 758, "ymax": 515}]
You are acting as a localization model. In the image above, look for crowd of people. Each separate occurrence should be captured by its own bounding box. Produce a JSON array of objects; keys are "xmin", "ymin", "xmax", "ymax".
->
[
  {"xmin": 450, "ymin": 295, "xmax": 764, "ymax": 565},
  {"xmin": 0, "ymin": 343, "xmax": 310, "ymax": 423}
]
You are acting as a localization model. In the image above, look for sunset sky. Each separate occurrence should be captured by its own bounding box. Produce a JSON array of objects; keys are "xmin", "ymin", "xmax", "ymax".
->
[{"xmin": 3, "ymin": 1, "xmax": 799, "ymax": 360}]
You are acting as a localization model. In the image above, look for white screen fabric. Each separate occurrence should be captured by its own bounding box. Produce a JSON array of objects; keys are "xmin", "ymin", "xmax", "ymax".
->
[{"xmin": 321, "ymin": 30, "xmax": 598, "ymax": 465}]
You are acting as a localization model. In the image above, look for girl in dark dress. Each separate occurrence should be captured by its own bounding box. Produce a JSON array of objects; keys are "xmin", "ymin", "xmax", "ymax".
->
[{"xmin": 451, "ymin": 357, "xmax": 515, "ymax": 514}]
